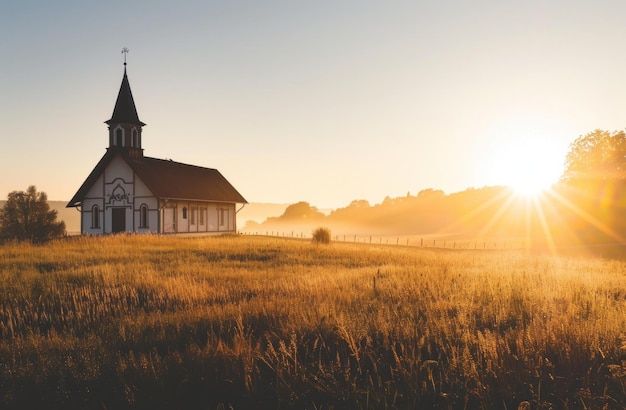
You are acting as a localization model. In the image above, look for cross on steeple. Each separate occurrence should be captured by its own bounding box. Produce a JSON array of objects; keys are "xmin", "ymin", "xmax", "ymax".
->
[{"xmin": 122, "ymin": 47, "xmax": 129, "ymax": 66}]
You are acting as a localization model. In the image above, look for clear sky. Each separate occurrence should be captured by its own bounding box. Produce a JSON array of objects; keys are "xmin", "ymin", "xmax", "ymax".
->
[{"xmin": 3, "ymin": 1, "xmax": 626, "ymax": 209}]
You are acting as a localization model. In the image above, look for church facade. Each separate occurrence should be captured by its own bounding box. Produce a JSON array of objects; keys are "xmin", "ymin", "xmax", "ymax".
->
[{"xmin": 67, "ymin": 65, "xmax": 247, "ymax": 235}]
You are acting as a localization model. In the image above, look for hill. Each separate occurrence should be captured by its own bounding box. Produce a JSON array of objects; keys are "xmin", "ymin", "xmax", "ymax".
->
[{"xmin": 241, "ymin": 185, "xmax": 626, "ymax": 249}]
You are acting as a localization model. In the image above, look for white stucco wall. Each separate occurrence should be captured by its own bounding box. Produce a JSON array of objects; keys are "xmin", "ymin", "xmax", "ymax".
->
[
  {"xmin": 81, "ymin": 174, "xmax": 104, "ymax": 235},
  {"xmin": 159, "ymin": 200, "xmax": 237, "ymax": 234},
  {"xmin": 133, "ymin": 177, "xmax": 158, "ymax": 233},
  {"xmin": 80, "ymin": 154, "xmax": 158, "ymax": 234}
]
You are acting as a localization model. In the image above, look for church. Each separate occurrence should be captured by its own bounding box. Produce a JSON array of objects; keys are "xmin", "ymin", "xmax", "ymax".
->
[{"xmin": 67, "ymin": 62, "xmax": 247, "ymax": 235}]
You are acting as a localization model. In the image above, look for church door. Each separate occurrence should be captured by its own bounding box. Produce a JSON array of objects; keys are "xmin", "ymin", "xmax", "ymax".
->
[{"xmin": 111, "ymin": 208, "xmax": 126, "ymax": 233}]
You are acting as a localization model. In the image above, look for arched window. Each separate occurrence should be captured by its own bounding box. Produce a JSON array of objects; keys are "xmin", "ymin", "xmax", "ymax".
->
[
  {"xmin": 91, "ymin": 205, "xmax": 100, "ymax": 228},
  {"xmin": 115, "ymin": 128, "xmax": 123, "ymax": 146},
  {"xmin": 139, "ymin": 204, "xmax": 149, "ymax": 228},
  {"xmin": 132, "ymin": 129, "xmax": 138, "ymax": 147},
  {"xmin": 182, "ymin": 207, "xmax": 187, "ymax": 219}
]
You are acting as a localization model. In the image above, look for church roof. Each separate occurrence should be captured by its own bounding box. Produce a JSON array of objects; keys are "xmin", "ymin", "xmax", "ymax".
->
[
  {"xmin": 133, "ymin": 156, "xmax": 247, "ymax": 203},
  {"xmin": 105, "ymin": 68, "xmax": 146, "ymax": 126},
  {"xmin": 67, "ymin": 150, "xmax": 247, "ymax": 207}
]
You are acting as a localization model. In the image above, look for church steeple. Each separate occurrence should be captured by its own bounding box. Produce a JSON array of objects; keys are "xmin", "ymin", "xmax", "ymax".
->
[{"xmin": 106, "ymin": 49, "xmax": 145, "ymax": 158}]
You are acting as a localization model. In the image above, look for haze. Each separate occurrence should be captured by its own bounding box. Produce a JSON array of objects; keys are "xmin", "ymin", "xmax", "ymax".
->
[{"xmin": 3, "ymin": 1, "xmax": 626, "ymax": 209}]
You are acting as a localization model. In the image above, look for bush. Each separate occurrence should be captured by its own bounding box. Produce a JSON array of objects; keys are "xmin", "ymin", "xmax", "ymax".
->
[
  {"xmin": 0, "ymin": 186, "xmax": 66, "ymax": 244},
  {"xmin": 312, "ymin": 227, "xmax": 331, "ymax": 244}
]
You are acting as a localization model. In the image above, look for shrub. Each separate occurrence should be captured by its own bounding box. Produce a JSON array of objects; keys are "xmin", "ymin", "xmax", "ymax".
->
[
  {"xmin": 0, "ymin": 186, "xmax": 66, "ymax": 244},
  {"xmin": 312, "ymin": 227, "xmax": 331, "ymax": 244}
]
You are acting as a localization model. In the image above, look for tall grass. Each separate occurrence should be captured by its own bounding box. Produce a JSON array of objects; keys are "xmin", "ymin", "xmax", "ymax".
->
[{"xmin": 0, "ymin": 234, "xmax": 624, "ymax": 408}]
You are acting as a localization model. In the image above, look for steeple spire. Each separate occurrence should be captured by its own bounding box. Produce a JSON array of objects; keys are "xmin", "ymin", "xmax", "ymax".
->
[
  {"xmin": 105, "ymin": 48, "xmax": 146, "ymax": 157},
  {"xmin": 105, "ymin": 49, "xmax": 145, "ymax": 127}
]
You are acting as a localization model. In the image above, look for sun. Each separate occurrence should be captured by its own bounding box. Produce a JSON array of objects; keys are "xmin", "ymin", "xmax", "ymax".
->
[{"xmin": 486, "ymin": 135, "xmax": 565, "ymax": 197}]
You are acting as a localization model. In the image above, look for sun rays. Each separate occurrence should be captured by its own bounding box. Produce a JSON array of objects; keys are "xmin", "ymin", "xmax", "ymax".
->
[{"xmin": 436, "ymin": 183, "xmax": 626, "ymax": 256}]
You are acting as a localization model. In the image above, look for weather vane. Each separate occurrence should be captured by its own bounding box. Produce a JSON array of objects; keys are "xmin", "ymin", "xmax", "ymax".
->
[{"xmin": 121, "ymin": 47, "xmax": 129, "ymax": 66}]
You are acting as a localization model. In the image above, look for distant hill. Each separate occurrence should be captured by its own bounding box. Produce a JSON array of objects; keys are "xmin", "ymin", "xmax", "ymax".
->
[
  {"xmin": 240, "ymin": 186, "xmax": 618, "ymax": 247},
  {"xmin": 51, "ymin": 201, "xmax": 81, "ymax": 234},
  {"xmin": 237, "ymin": 203, "xmax": 290, "ymax": 225}
]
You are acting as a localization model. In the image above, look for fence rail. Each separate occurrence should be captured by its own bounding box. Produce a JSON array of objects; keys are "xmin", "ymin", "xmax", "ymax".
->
[{"xmin": 240, "ymin": 230, "xmax": 527, "ymax": 250}]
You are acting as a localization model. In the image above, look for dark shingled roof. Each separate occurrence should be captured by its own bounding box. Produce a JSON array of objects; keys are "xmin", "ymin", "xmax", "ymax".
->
[
  {"xmin": 105, "ymin": 68, "xmax": 146, "ymax": 126},
  {"xmin": 67, "ymin": 150, "xmax": 247, "ymax": 207}
]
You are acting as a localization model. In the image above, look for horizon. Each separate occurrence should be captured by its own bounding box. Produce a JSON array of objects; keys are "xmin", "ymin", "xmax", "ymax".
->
[{"xmin": 4, "ymin": 2, "xmax": 626, "ymax": 209}]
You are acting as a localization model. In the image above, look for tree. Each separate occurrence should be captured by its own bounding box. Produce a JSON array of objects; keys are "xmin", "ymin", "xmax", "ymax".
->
[
  {"xmin": 280, "ymin": 201, "xmax": 326, "ymax": 221},
  {"xmin": 0, "ymin": 186, "xmax": 66, "ymax": 244},
  {"xmin": 312, "ymin": 227, "xmax": 331, "ymax": 244},
  {"xmin": 561, "ymin": 129, "xmax": 626, "ymax": 185},
  {"xmin": 557, "ymin": 129, "xmax": 626, "ymax": 242}
]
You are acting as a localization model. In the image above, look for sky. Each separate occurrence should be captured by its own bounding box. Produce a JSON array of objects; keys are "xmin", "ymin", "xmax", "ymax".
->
[{"xmin": 3, "ymin": 1, "xmax": 626, "ymax": 209}]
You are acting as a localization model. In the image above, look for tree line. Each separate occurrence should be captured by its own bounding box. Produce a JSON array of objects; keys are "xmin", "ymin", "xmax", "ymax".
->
[{"xmin": 244, "ymin": 129, "xmax": 626, "ymax": 247}]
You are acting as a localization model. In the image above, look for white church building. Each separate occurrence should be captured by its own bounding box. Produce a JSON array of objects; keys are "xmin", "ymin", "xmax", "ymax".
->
[{"xmin": 67, "ymin": 63, "xmax": 247, "ymax": 234}]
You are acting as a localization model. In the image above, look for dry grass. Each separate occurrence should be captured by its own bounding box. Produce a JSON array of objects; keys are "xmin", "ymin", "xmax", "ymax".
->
[{"xmin": 0, "ymin": 234, "xmax": 624, "ymax": 409}]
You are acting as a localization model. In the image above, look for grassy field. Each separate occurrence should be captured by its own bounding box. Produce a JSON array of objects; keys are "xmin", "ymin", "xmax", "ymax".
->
[{"xmin": 0, "ymin": 235, "xmax": 624, "ymax": 409}]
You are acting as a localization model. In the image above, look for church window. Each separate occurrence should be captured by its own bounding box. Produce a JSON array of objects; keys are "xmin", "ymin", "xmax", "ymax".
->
[
  {"xmin": 191, "ymin": 208, "xmax": 197, "ymax": 225},
  {"xmin": 139, "ymin": 204, "xmax": 149, "ymax": 228},
  {"xmin": 199, "ymin": 208, "xmax": 205, "ymax": 225},
  {"xmin": 132, "ymin": 129, "xmax": 138, "ymax": 147},
  {"xmin": 115, "ymin": 128, "xmax": 123, "ymax": 146},
  {"xmin": 91, "ymin": 205, "xmax": 100, "ymax": 228},
  {"xmin": 219, "ymin": 208, "xmax": 225, "ymax": 226},
  {"xmin": 182, "ymin": 207, "xmax": 187, "ymax": 219}
]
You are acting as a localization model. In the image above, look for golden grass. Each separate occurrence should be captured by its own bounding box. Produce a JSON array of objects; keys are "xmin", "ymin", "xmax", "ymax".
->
[{"xmin": 0, "ymin": 234, "xmax": 624, "ymax": 408}]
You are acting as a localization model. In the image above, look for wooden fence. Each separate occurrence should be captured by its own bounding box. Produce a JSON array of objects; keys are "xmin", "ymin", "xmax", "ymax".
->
[{"xmin": 240, "ymin": 230, "xmax": 527, "ymax": 250}]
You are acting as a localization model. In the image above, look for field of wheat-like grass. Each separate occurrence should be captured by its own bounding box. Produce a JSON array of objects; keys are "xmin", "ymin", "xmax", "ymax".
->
[{"xmin": 0, "ymin": 234, "xmax": 624, "ymax": 409}]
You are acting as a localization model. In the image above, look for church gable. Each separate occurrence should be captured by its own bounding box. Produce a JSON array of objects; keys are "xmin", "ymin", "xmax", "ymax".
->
[
  {"xmin": 104, "ymin": 155, "xmax": 135, "ymax": 207},
  {"xmin": 134, "ymin": 174, "xmax": 153, "ymax": 198},
  {"xmin": 84, "ymin": 174, "xmax": 104, "ymax": 200}
]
